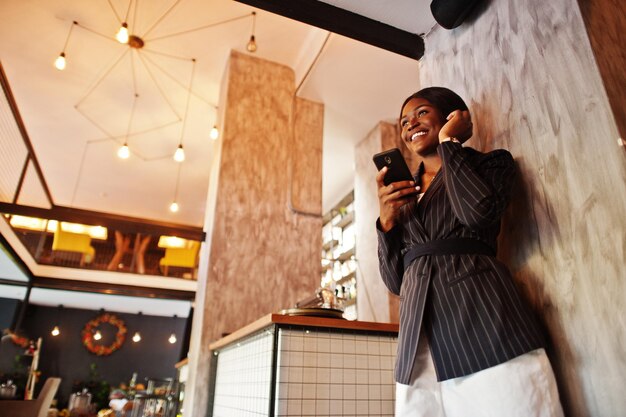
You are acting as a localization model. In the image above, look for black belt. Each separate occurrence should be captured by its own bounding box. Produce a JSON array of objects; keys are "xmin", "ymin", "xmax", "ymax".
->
[{"xmin": 403, "ymin": 238, "xmax": 496, "ymax": 271}]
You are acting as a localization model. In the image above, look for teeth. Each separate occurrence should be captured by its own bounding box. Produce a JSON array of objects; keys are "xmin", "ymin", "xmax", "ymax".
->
[{"xmin": 411, "ymin": 131, "xmax": 426, "ymax": 141}]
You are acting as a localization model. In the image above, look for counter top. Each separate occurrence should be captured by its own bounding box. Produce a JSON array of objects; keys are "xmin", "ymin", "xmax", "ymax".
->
[{"xmin": 209, "ymin": 313, "xmax": 399, "ymax": 351}]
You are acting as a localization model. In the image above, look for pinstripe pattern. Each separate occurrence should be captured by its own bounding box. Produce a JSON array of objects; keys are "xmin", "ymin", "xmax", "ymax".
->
[{"xmin": 377, "ymin": 142, "xmax": 544, "ymax": 383}]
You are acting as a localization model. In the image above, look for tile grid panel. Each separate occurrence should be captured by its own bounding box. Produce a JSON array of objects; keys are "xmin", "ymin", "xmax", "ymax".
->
[
  {"xmin": 212, "ymin": 328, "xmax": 275, "ymax": 417},
  {"xmin": 275, "ymin": 327, "xmax": 398, "ymax": 417}
]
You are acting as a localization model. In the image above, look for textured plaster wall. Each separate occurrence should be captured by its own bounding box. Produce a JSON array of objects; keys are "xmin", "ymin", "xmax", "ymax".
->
[{"xmin": 418, "ymin": 1, "xmax": 626, "ymax": 415}]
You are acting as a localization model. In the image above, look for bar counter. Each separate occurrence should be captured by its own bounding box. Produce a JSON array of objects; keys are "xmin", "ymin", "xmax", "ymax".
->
[{"xmin": 208, "ymin": 313, "xmax": 399, "ymax": 417}]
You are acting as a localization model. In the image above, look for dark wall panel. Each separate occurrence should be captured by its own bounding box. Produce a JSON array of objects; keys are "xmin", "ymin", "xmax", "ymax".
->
[{"xmin": 0, "ymin": 301, "xmax": 186, "ymax": 407}]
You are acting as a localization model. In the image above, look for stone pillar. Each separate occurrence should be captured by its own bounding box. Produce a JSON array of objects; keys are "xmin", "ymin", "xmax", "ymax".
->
[
  {"xmin": 354, "ymin": 121, "xmax": 419, "ymax": 323},
  {"xmin": 184, "ymin": 51, "xmax": 323, "ymax": 417}
]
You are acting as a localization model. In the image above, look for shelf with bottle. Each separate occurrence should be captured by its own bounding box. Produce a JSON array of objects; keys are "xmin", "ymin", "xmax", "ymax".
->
[{"xmin": 320, "ymin": 190, "xmax": 357, "ymax": 319}]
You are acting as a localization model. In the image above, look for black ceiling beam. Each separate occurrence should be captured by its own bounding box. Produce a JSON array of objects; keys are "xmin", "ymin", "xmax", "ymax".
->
[
  {"xmin": 32, "ymin": 276, "xmax": 195, "ymax": 301},
  {"xmin": 234, "ymin": 0, "xmax": 424, "ymax": 60},
  {"xmin": 0, "ymin": 202, "xmax": 205, "ymax": 242}
]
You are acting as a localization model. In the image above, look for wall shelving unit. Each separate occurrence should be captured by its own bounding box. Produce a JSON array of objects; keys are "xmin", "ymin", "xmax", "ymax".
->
[{"xmin": 321, "ymin": 191, "xmax": 357, "ymax": 320}]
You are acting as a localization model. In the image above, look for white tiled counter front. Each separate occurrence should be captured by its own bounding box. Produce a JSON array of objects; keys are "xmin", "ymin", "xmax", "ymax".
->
[{"xmin": 208, "ymin": 314, "xmax": 399, "ymax": 417}]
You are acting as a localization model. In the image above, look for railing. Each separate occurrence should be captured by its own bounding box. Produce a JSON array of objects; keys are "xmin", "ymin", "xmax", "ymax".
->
[{"xmin": 5, "ymin": 217, "xmax": 201, "ymax": 279}]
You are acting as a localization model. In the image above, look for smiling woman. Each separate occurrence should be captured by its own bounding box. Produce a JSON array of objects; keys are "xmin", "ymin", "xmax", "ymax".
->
[{"xmin": 375, "ymin": 87, "xmax": 564, "ymax": 417}]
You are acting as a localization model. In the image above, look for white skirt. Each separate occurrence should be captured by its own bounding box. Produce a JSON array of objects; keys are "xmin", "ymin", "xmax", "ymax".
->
[{"xmin": 395, "ymin": 332, "xmax": 564, "ymax": 417}]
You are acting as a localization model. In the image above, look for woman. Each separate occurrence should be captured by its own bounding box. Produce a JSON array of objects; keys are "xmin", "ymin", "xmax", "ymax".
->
[{"xmin": 376, "ymin": 87, "xmax": 563, "ymax": 416}]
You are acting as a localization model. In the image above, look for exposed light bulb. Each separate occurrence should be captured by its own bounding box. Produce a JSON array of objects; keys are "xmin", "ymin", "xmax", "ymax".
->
[
  {"xmin": 173, "ymin": 145, "xmax": 185, "ymax": 162},
  {"xmin": 118, "ymin": 144, "xmax": 130, "ymax": 159},
  {"xmin": 51, "ymin": 326, "xmax": 60, "ymax": 337},
  {"xmin": 93, "ymin": 330, "xmax": 102, "ymax": 341},
  {"xmin": 168, "ymin": 333, "xmax": 177, "ymax": 344},
  {"xmin": 169, "ymin": 202, "xmax": 179, "ymax": 213},
  {"xmin": 54, "ymin": 53, "xmax": 66, "ymax": 70},
  {"xmin": 246, "ymin": 35, "xmax": 257, "ymax": 52},
  {"xmin": 132, "ymin": 332, "xmax": 141, "ymax": 343},
  {"xmin": 116, "ymin": 23, "xmax": 129, "ymax": 44},
  {"xmin": 210, "ymin": 125, "xmax": 219, "ymax": 140}
]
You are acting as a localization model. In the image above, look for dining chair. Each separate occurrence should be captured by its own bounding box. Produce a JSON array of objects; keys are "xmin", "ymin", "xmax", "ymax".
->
[{"xmin": 0, "ymin": 377, "xmax": 61, "ymax": 417}]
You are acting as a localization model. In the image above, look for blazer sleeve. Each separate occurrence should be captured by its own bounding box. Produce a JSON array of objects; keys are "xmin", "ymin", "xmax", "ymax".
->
[
  {"xmin": 438, "ymin": 141, "xmax": 516, "ymax": 228},
  {"xmin": 376, "ymin": 219, "xmax": 404, "ymax": 296}
]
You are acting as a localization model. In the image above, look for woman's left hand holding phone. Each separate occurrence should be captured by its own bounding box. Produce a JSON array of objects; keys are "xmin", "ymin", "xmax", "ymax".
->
[{"xmin": 376, "ymin": 167, "xmax": 420, "ymax": 232}]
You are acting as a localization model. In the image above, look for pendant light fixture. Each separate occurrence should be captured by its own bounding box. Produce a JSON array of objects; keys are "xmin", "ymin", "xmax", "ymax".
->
[
  {"xmin": 168, "ymin": 314, "xmax": 177, "ymax": 344},
  {"xmin": 170, "ymin": 165, "xmax": 181, "ymax": 213},
  {"xmin": 118, "ymin": 93, "xmax": 139, "ymax": 159},
  {"xmin": 173, "ymin": 59, "xmax": 196, "ymax": 163},
  {"xmin": 117, "ymin": 143, "xmax": 130, "ymax": 159},
  {"xmin": 246, "ymin": 11, "xmax": 257, "ymax": 52},
  {"xmin": 116, "ymin": 22, "xmax": 130, "ymax": 44},
  {"xmin": 210, "ymin": 125, "xmax": 219, "ymax": 140},
  {"xmin": 132, "ymin": 311, "xmax": 142, "ymax": 342},
  {"xmin": 173, "ymin": 145, "xmax": 185, "ymax": 162},
  {"xmin": 51, "ymin": 2, "xmax": 258, "ymax": 216},
  {"xmin": 115, "ymin": 0, "xmax": 133, "ymax": 44},
  {"xmin": 54, "ymin": 21, "xmax": 77, "ymax": 70},
  {"xmin": 50, "ymin": 304, "xmax": 63, "ymax": 337}
]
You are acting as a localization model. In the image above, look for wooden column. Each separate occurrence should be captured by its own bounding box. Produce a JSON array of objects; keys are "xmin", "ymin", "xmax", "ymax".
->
[{"xmin": 184, "ymin": 51, "xmax": 323, "ymax": 417}]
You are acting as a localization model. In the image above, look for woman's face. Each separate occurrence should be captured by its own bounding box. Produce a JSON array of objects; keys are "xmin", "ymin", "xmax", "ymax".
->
[{"xmin": 400, "ymin": 97, "xmax": 445, "ymax": 157}]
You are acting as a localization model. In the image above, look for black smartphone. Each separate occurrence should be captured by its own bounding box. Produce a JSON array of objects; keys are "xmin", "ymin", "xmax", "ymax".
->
[{"xmin": 372, "ymin": 148, "xmax": 414, "ymax": 186}]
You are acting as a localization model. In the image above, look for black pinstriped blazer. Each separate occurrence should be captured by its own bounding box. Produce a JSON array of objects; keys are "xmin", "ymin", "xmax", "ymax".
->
[{"xmin": 377, "ymin": 141, "xmax": 544, "ymax": 384}]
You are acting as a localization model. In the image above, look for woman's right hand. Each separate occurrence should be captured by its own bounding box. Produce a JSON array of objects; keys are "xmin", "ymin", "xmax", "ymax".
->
[{"xmin": 376, "ymin": 166, "xmax": 420, "ymax": 232}]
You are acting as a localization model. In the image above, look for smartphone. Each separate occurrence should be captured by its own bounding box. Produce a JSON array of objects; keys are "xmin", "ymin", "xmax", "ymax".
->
[{"xmin": 372, "ymin": 148, "xmax": 414, "ymax": 186}]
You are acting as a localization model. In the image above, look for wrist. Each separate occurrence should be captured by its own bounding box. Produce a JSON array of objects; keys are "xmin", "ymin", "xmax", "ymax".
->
[{"xmin": 439, "ymin": 136, "xmax": 460, "ymax": 144}]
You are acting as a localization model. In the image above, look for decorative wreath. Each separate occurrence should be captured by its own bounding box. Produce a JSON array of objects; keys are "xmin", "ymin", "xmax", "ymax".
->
[
  {"xmin": 6, "ymin": 331, "xmax": 29, "ymax": 348},
  {"xmin": 82, "ymin": 313, "xmax": 127, "ymax": 356}
]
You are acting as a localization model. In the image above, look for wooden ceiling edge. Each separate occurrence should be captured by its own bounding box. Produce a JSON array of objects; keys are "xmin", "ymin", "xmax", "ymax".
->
[
  {"xmin": 234, "ymin": 0, "xmax": 424, "ymax": 60},
  {"xmin": 31, "ymin": 276, "xmax": 195, "ymax": 301},
  {"xmin": 0, "ymin": 62, "xmax": 55, "ymax": 205},
  {"xmin": 0, "ymin": 202, "xmax": 206, "ymax": 241}
]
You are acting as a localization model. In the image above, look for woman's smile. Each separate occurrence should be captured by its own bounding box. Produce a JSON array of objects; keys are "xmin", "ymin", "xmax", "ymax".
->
[{"xmin": 400, "ymin": 97, "xmax": 444, "ymax": 155}]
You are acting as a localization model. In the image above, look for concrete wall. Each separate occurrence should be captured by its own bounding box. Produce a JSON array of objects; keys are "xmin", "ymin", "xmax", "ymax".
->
[
  {"xmin": 184, "ymin": 51, "xmax": 323, "ymax": 417},
  {"xmin": 418, "ymin": 0, "xmax": 626, "ymax": 415}
]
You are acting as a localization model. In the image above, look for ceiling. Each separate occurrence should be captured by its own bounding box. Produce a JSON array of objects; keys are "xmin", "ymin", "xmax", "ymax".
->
[{"xmin": 0, "ymin": 0, "xmax": 435, "ymax": 314}]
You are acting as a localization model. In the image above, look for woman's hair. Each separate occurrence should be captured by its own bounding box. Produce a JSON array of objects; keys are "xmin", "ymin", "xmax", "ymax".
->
[{"xmin": 399, "ymin": 86, "xmax": 469, "ymax": 122}]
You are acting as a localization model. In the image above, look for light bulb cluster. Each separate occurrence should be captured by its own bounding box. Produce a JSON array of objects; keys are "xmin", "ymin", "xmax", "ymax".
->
[
  {"xmin": 52, "ymin": 12, "xmax": 233, "ymax": 216},
  {"xmin": 51, "ymin": 310, "xmax": 179, "ymax": 345}
]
